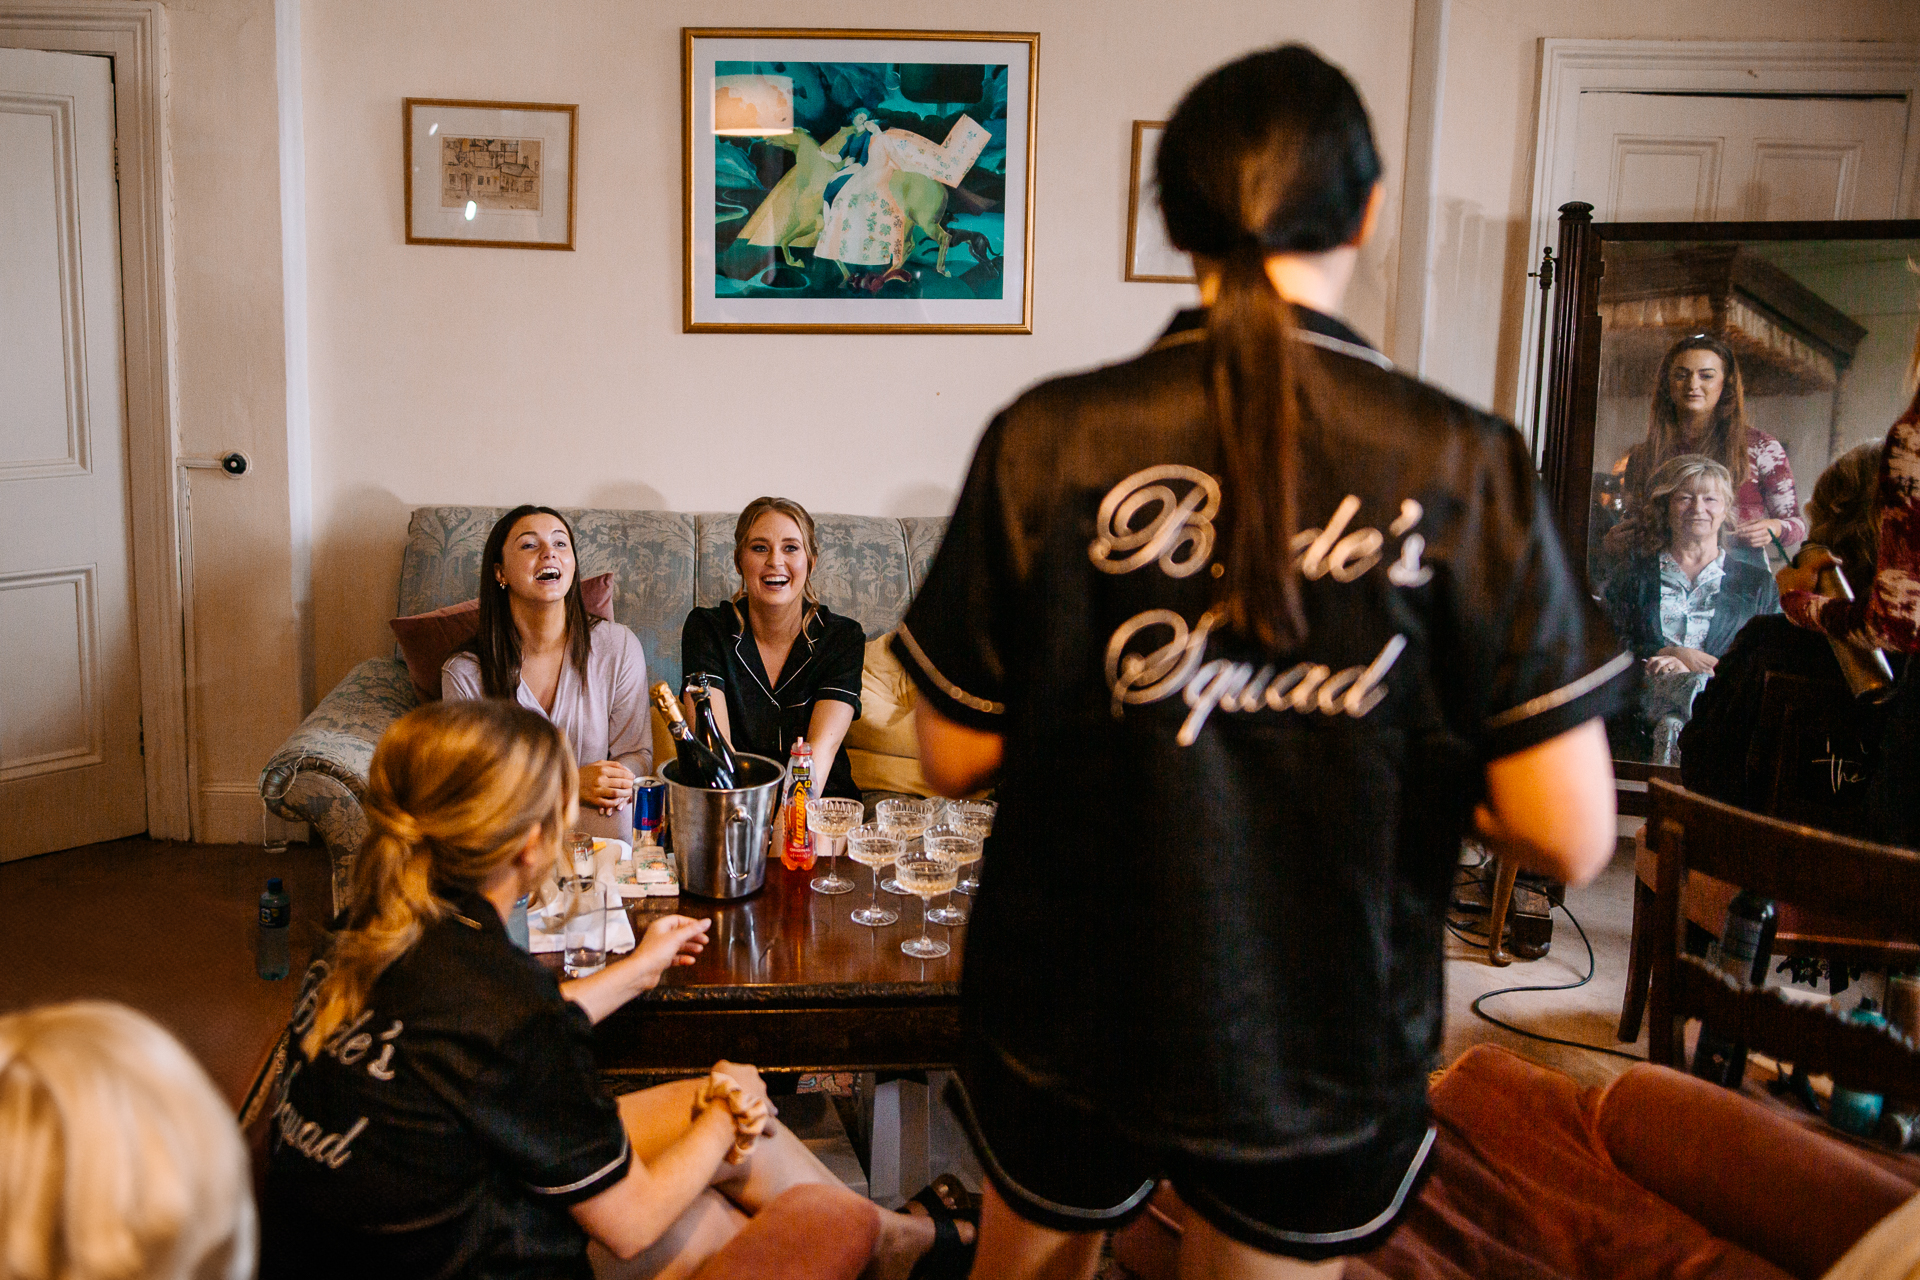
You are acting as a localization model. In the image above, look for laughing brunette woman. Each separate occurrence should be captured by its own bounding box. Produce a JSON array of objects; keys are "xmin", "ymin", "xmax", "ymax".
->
[{"xmin": 443, "ymin": 505, "xmax": 651, "ymax": 839}]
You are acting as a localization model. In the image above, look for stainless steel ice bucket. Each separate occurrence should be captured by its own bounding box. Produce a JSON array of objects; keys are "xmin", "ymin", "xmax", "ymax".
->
[{"xmin": 661, "ymin": 753, "xmax": 784, "ymax": 899}]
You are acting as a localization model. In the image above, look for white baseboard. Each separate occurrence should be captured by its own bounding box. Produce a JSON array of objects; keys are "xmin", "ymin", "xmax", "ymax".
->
[{"xmin": 198, "ymin": 782, "xmax": 309, "ymax": 846}]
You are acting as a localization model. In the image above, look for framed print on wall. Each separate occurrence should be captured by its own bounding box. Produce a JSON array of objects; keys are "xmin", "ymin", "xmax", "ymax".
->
[
  {"xmin": 1125, "ymin": 120, "xmax": 1193, "ymax": 283},
  {"xmin": 683, "ymin": 27, "xmax": 1038, "ymax": 333},
  {"xmin": 404, "ymin": 98, "xmax": 578, "ymax": 249}
]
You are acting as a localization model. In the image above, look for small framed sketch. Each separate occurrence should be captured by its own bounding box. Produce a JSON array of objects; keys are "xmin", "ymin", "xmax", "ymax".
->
[
  {"xmin": 1125, "ymin": 120, "xmax": 1194, "ymax": 283},
  {"xmin": 404, "ymin": 98, "xmax": 578, "ymax": 249},
  {"xmin": 683, "ymin": 27, "xmax": 1039, "ymax": 333}
]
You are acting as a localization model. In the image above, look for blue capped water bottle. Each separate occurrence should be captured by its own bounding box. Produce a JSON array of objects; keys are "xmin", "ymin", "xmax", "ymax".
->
[{"xmin": 256, "ymin": 877, "xmax": 291, "ymax": 980}]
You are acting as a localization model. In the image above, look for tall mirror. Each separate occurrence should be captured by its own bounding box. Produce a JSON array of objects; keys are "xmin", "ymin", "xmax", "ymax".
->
[{"xmin": 1540, "ymin": 212, "xmax": 1920, "ymax": 793}]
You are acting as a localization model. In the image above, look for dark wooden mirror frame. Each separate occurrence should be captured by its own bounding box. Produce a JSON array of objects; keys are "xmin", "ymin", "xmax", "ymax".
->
[
  {"xmin": 1536, "ymin": 206, "xmax": 1920, "ymax": 805},
  {"xmin": 1538, "ymin": 205, "xmax": 1920, "ymax": 590}
]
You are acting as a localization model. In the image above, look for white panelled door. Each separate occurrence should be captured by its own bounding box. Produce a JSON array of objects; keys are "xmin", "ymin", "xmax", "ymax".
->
[
  {"xmin": 0, "ymin": 47, "xmax": 145, "ymax": 860},
  {"xmin": 1573, "ymin": 94, "xmax": 1908, "ymax": 221}
]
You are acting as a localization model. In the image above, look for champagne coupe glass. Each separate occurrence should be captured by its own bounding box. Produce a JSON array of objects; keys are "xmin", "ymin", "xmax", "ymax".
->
[
  {"xmin": 923, "ymin": 829, "xmax": 980, "ymax": 926},
  {"xmin": 875, "ymin": 797, "xmax": 934, "ymax": 896},
  {"xmin": 805, "ymin": 797, "xmax": 863, "ymax": 894},
  {"xmin": 946, "ymin": 800, "xmax": 996, "ymax": 895},
  {"xmin": 895, "ymin": 853, "xmax": 959, "ymax": 958},
  {"xmin": 844, "ymin": 824, "xmax": 901, "ymax": 927}
]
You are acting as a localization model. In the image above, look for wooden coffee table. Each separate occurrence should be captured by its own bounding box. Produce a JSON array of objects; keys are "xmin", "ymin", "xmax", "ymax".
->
[{"xmin": 574, "ymin": 861, "xmax": 966, "ymax": 1084}]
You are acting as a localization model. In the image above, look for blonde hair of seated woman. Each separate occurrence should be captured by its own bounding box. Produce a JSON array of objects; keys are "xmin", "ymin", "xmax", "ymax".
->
[{"xmin": 0, "ymin": 1000, "xmax": 255, "ymax": 1280}]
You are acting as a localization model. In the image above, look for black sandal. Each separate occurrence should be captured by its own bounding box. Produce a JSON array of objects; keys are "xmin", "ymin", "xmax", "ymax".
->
[
  {"xmin": 906, "ymin": 1174, "xmax": 979, "ymax": 1280},
  {"xmin": 910, "ymin": 1172, "xmax": 980, "ymax": 1222},
  {"xmin": 907, "ymin": 1214, "xmax": 974, "ymax": 1280}
]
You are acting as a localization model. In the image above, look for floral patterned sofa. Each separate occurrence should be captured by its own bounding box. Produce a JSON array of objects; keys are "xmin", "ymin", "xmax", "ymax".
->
[{"xmin": 260, "ymin": 506, "xmax": 947, "ymax": 911}]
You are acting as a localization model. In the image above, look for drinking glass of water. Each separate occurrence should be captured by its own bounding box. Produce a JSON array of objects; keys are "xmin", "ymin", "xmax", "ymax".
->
[
  {"xmin": 895, "ymin": 854, "xmax": 959, "ymax": 958},
  {"xmin": 923, "ymin": 829, "xmax": 979, "ymax": 926},
  {"xmin": 844, "ymin": 824, "xmax": 901, "ymax": 927},
  {"xmin": 566, "ymin": 830, "xmax": 597, "ymax": 880},
  {"xmin": 806, "ymin": 797, "xmax": 864, "ymax": 895},
  {"xmin": 559, "ymin": 875, "xmax": 606, "ymax": 977}
]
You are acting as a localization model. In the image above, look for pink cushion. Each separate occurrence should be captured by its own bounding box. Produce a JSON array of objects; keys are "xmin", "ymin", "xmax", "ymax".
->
[
  {"xmin": 390, "ymin": 572, "xmax": 614, "ymax": 699},
  {"xmin": 688, "ymin": 1183, "xmax": 876, "ymax": 1280},
  {"xmin": 1594, "ymin": 1063, "xmax": 1918, "ymax": 1280}
]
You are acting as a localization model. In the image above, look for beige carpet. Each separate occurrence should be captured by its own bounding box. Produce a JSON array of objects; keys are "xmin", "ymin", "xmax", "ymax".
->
[{"xmin": 1442, "ymin": 835, "xmax": 1648, "ymax": 1091}]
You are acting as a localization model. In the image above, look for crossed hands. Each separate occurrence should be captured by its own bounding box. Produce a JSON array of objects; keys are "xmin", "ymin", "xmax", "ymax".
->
[
  {"xmin": 1646, "ymin": 645, "xmax": 1717, "ymax": 676},
  {"xmin": 696, "ymin": 1061, "xmax": 773, "ymax": 1164},
  {"xmin": 580, "ymin": 761, "xmax": 637, "ymax": 816}
]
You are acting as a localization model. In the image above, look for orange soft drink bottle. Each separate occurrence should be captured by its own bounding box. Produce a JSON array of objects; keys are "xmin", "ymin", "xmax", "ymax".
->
[{"xmin": 780, "ymin": 740, "xmax": 815, "ymax": 871}]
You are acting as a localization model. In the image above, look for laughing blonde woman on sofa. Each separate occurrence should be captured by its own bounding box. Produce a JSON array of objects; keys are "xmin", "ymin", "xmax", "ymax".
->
[{"xmin": 679, "ymin": 497, "xmax": 864, "ymax": 801}]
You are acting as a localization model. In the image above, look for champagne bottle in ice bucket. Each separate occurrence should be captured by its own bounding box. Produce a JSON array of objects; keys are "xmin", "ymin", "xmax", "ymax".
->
[
  {"xmin": 651, "ymin": 683, "xmax": 738, "ymax": 789},
  {"xmin": 685, "ymin": 675, "xmax": 745, "ymax": 780}
]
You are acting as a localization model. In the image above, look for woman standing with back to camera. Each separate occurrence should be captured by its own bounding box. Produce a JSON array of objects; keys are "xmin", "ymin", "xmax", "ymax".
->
[{"xmin": 895, "ymin": 46, "xmax": 1625, "ymax": 1278}]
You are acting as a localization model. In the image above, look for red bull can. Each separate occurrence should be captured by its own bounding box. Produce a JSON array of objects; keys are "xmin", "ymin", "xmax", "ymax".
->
[{"xmin": 634, "ymin": 775, "xmax": 666, "ymax": 842}]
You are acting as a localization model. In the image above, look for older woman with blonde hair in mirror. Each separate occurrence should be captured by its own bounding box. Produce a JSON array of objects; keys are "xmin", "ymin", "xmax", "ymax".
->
[
  {"xmin": 1611, "ymin": 333, "xmax": 1806, "ymax": 559},
  {"xmin": 258, "ymin": 699, "xmax": 947, "ymax": 1279},
  {"xmin": 679, "ymin": 497, "xmax": 864, "ymax": 801},
  {"xmin": 0, "ymin": 1000, "xmax": 255, "ymax": 1280},
  {"xmin": 1604, "ymin": 455, "xmax": 1780, "ymax": 761}
]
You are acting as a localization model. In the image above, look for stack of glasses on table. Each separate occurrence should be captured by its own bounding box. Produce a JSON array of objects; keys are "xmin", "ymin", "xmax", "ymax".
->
[{"xmin": 813, "ymin": 797, "xmax": 996, "ymax": 957}]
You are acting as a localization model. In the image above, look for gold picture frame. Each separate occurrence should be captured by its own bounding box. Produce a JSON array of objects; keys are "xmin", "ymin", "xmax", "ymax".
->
[
  {"xmin": 404, "ymin": 97, "xmax": 578, "ymax": 250},
  {"xmin": 682, "ymin": 27, "xmax": 1038, "ymax": 333},
  {"xmin": 1124, "ymin": 120, "xmax": 1193, "ymax": 283}
]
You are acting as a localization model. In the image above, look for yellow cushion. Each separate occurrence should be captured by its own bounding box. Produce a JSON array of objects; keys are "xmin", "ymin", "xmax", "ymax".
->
[{"xmin": 845, "ymin": 632, "xmax": 937, "ymax": 797}]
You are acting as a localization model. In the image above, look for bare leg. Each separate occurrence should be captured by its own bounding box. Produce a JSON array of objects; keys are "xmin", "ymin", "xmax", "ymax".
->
[
  {"xmin": 1176, "ymin": 1215, "xmax": 1343, "ymax": 1280},
  {"xmin": 967, "ymin": 1182, "xmax": 1103, "ymax": 1280},
  {"xmin": 612, "ymin": 1081, "xmax": 938, "ymax": 1280},
  {"xmin": 589, "ymin": 1190, "xmax": 746, "ymax": 1280}
]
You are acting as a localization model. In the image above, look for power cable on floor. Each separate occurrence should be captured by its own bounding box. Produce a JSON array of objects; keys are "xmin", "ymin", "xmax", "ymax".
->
[{"xmin": 1449, "ymin": 861, "xmax": 1646, "ymax": 1063}]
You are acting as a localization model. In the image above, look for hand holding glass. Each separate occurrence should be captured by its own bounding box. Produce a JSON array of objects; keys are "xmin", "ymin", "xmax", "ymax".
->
[
  {"xmin": 805, "ymin": 797, "xmax": 863, "ymax": 895},
  {"xmin": 895, "ymin": 854, "xmax": 959, "ymax": 958},
  {"xmin": 844, "ymin": 823, "xmax": 901, "ymax": 927}
]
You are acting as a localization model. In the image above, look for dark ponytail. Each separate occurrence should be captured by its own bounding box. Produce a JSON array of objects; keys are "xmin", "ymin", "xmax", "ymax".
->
[{"xmin": 1157, "ymin": 45, "xmax": 1380, "ymax": 650}]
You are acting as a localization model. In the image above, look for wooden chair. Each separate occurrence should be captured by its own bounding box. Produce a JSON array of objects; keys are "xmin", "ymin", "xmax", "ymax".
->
[
  {"xmin": 1743, "ymin": 670, "xmax": 1883, "ymax": 838},
  {"xmin": 1634, "ymin": 779, "xmax": 1920, "ymax": 1102}
]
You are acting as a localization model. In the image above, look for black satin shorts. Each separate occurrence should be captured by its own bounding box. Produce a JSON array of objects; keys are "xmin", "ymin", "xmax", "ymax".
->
[{"xmin": 945, "ymin": 1051, "xmax": 1435, "ymax": 1262}]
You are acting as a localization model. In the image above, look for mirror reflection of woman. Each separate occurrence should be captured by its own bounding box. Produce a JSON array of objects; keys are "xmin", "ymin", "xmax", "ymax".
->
[
  {"xmin": 1610, "ymin": 334, "xmax": 1806, "ymax": 559},
  {"xmin": 443, "ymin": 506, "xmax": 652, "ymax": 839},
  {"xmin": 1604, "ymin": 456, "xmax": 1780, "ymax": 761},
  {"xmin": 1605, "ymin": 456, "xmax": 1781, "ymax": 675}
]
